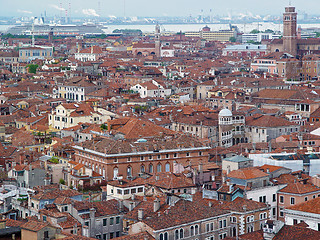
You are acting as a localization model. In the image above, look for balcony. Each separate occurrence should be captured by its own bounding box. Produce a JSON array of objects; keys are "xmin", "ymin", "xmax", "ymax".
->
[
  {"xmin": 233, "ymin": 131, "xmax": 244, "ymax": 135},
  {"xmin": 221, "ymin": 135, "xmax": 232, "ymax": 141},
  {"xmin": 233, "ymin": 120, "xmax": 245, "ymax": 124}
]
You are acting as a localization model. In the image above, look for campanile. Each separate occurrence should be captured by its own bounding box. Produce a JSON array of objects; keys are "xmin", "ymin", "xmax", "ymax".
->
[{"xmin": 283, "ymin": 6, "xmax": 297, "ymax": 56}]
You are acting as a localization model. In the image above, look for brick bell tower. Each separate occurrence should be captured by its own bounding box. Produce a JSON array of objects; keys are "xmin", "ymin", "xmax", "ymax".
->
[
  {"xmin": 155, "ymin": 24, "xmax": 161, "ymax": 58},
  {"xmin": 283, "ymin": 6, "xmax": 298, "ymax": 56}
]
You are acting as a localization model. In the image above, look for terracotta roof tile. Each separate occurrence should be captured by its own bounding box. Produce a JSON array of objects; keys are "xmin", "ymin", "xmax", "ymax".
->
[
  {"xmin": 227, "ymin": 167, "xmax": 269, "ymax": 180},
  {"xmin": 279, "ymin": 182, "xmax": 320, "ymax": 195},
  {"xmin": 21, "ymin": 220, "xmax": 51, "ymax": 232},
  {"xmin": 222, "ymin": 197, "xmax": 268, "ymax": 212},
  {"xmin": 287, "ymin": 197, "xmax": 320, "ymax": 214}
]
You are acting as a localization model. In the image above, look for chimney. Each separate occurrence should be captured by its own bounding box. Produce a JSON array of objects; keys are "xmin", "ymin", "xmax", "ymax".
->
[
  {"xmin": 266, "ymin": 168, "xmax": 270, "ymax": 173},
  {"xmin": 89, "ymin": 208, "xmax": 96, "ymax": 219},
  {"xmin": 89, "ymin": 207, "xmax": 96, "ymax": 232},
  {"xmin": 154, "ymin": 198, "xmax": 161, "ymax": 212},
  {"xmin": 138, "ymin": 209, "xmax": 144, "ymax": 220},
  {"xmin": 198, "ymin": 163, "xmax": 203, "ymax": 173},
  {"xmin": 263, "ymin": 220, "xmax": 285, "ymax": 240},
  {"xmin": 72, "ymin": 224, "xmax": 77, "ymax": 235},
  {"xmin": 268, "ymin": 141, "xmax": 272, "ymax": 152},
  {"xmin": 119, "ymin": 200, "xmax": 124, "ymax": 212},
  {"xmin": 242, "ymin": 205, "xmax": 247, "ymax": 212},
  {"xmin": 129, "ymin": 202, "xmax": 134, "ymax": 211},
  {"xmin": 229, "ymin": 184, "xmax": 234, "ymax": 193}
]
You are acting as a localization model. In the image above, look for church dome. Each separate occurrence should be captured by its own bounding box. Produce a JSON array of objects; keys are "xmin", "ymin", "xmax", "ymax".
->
[
  {"xmin": 202, "ymin": 25, "xmax": 211, "ymax": 32},
  {"xmin": 219, "ymin": 108, "xmax": 232, "ymax": 117}
]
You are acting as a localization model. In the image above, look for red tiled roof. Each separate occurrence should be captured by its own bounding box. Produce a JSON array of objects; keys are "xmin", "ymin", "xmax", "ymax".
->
[
  {"xmin": 259, "ymin": 164, "xmax": 284, "ymax": 173},
  {"xmin": 246, "ymin": 115, "xmax": 297, "ymax": 128},
  {"xmin": 21, "ymin": 220, "xmax": 51, "ymax": 232},
  {"xmin": 287, "ymin": 197, "xmax": 320, "ymax": 214},
  {"xmin": 222, "ymin": 197, "xmax": 268, "ymax": 212},
  {"xmin": 112, "ymin": 232, "xmax": 155, "ymax": 240},
  {"xmin": 142, "ymin": 199, "xmax": 229, "ymax": 230},
  {"xmin": 279, "ymin": 182, "xmax": 320, "ymax": 194},
  {"xmin": 227, "ymin": 167, "xmax": 269, "ymax": 180}
]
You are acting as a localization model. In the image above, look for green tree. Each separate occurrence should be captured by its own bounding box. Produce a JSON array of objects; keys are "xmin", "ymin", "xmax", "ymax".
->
[
  {"xmin": 250, "ymin": 29, "xmax": 260, "ymax": 34},
  {"xmin": 264, "ymin": 29, "xmax": 274, "ymax": 33},
  {"xmin": 27, "ymin": 64, "xmax": 38, "ymax": 74},
  {"xmin": 100, "ymin": 124, "xmax": 108, "ymax": 130},
  {"xmin": 229, "ymin": 37, "xmax": 236, "ymax": 42},
  {"xmin": 59, "ymin": 179, "xmax": 65, "ymax": 185},
  {"xmin": 50, "ymin": 157, "xmax": 59, "ymax": 164},
  {"xmin": 100, "ymin": 34, "xmax": 107, "ymax": 39}
]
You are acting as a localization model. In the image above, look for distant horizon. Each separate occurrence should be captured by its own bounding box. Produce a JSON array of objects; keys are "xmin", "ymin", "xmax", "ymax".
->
[{"xmin": 1, "ymin": 0, "xmax": 320, "ymax": 18}]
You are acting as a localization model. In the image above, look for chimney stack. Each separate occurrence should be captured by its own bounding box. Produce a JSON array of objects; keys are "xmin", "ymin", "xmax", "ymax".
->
[
  {"xmin": 154, "ymin": 198, "xmax": 161, "ymax": 212},
  {"xmin": 138, "ymin": 209, "xmax": 144, "ymax": 220},
  {"xmin": 198, "ymin": 163, "xmax": 203, "ymax": 173}
]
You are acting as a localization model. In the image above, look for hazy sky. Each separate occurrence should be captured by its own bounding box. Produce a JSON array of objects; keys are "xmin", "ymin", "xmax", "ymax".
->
[{"xmin": 0, "ymin": 0, "xmax": 318, "ymax": 18}]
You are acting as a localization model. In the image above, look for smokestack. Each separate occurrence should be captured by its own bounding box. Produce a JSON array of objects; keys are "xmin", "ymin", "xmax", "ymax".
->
[
  {"xmin": 198, "ymin": 163, "xmax": 203, "ymax": 173},
  {"xmin": 154, "ymin": 198, "xmax": 161, "ymax": 212},
  {"xmin": 138, "ymin": 209, "xmax": 144, "ymax": 220}
]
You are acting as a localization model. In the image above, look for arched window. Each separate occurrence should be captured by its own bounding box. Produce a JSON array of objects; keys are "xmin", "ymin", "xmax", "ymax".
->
[
  {"xmin": 149, "ymin": 164, "xmax": 153, "ymax": 173},
  {"xmin": 113, "ymin": 167, "xmax": 118, "ymax": 179},
  {"xmin": 175, "ymin": 230, "xmax": 179, "ymax": 240},
  {"xmin": 180, "ymin": 229, "xmax": 184, "ymax": 239},
  {"xmin": 165, "ymin": 163, "xmax": 170, "ymax": 172},
  {"xmin": 190, "ymin": 226, "xmax": 194, "ymax": 236},
  {"xmin": 195, "ymin": 225, "xmax": 199, "ymax": 235},
  {"xmin": 127, "ymin": 166, "xmax": 132, "ymax": 178},
  {"xmin": 233, "ymin": 227, "xmax": 236, "ymax": 237},
  {"xmin": 157, "ymin": 164, "xmax": 162, "ymax": 173},
  {"xmin": 141, "ymin": 165, "xmax": 145, "ymax": 173},
  {"xmin": 164, "ymin": 232, "xmax": 168, "ymax": 240},
  {"xmin": 160, "ymin": 233, "xmax": 164, "ymax": 240}
]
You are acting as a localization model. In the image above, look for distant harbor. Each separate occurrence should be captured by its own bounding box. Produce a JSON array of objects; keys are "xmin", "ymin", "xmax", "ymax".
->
[{"xmin": 3, "ymin": 22, "xmax": 320, "ymax": 34}]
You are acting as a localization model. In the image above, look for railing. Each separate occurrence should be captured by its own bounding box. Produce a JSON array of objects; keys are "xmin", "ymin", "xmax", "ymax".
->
[
  {"xmin": 233, "ymin": 131, "xmax": 244, "ymax": 135},
  {"xmin": 233, "ymin": 120, "xmax": 245, "ymax": 124}
]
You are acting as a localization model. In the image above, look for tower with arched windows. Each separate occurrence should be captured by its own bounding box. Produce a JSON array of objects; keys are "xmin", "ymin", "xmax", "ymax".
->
[
  {"xmin": 283, "ymin": 6, "xmax": 297, "ymax": 56},
  {"xmin": 218, "ymin": 109, "xmax": 233, "ymax": 148},
  {"xmin": 218, "ymin": 109, "xmax": 246, "ymax": 147},
  {"xmin": 155, "ymin": 24, "xmax": 161, "ymax": 58}
]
